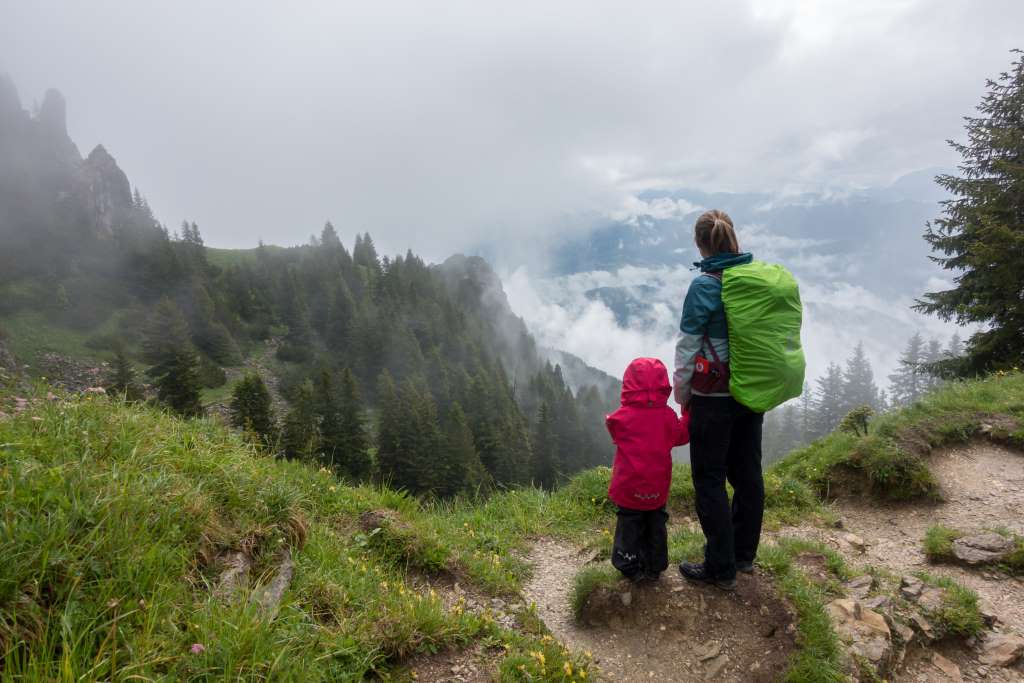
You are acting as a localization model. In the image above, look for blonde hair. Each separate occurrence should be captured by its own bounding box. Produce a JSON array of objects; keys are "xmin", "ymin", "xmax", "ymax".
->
[{"xmin": 694, "ymin": 209, "xmax": 739, "ymax": 255}]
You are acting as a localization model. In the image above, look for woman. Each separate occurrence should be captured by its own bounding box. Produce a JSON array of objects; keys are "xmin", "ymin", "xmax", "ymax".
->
[{"xmin": 673, "ymin": 209, "xmax": 764, "ymax": 591}]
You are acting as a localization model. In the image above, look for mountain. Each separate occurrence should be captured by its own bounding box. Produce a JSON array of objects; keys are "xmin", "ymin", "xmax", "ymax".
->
[{"xmin": 0, "ymin": 76, "xmax": 620, "ymax": 493}]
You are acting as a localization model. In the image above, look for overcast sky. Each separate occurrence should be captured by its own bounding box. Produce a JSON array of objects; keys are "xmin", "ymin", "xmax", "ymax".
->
[{"xmin": 1, "ymin": 0, "xmax": 1021, "ymax": 257}]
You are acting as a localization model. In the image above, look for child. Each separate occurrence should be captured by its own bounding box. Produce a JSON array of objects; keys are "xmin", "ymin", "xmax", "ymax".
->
[{"xmin": 606, "ymin": 357, "xmax": 690, "ymax": 582}]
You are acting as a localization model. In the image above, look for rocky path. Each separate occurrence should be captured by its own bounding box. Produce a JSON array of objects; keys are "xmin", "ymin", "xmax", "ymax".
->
[
  {"xmin": 522, "ymin": 538, "xmax": 797, "ymax": 682},
  {"xmin": 778, "ymin": 442, "xmax": 1024, "ymax": 682}
]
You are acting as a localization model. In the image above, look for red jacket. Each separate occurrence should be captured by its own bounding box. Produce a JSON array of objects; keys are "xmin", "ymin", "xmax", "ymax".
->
[{"xmin": 606, "ymin": 357, "xmax": 690, "ymax": 510}]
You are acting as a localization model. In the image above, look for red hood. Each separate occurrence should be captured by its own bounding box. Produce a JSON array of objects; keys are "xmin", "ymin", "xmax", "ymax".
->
[{"xmin": 620, "ymin": 357, "xmax": 672, "ymax": 407}]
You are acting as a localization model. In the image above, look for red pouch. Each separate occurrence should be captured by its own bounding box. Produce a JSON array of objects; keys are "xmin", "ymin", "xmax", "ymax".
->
[{"xmin": 692, "ymin": 336, "xmax": 730, "ymax": 394}]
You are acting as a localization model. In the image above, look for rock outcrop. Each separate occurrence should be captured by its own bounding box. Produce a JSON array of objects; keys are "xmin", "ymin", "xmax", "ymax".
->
[
  {"xmin": 951, "ymin": 532, "xmax": 1014, "ymax": 565},
  {"xmin": 82, "ymin": 144, "xmax": 133, "ymax": 237}
]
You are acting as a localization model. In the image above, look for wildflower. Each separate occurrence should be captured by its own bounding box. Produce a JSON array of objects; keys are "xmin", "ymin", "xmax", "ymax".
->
[
  {"xmin": 580, "ymin": 670, "xmax": 587, "ymax": 679},
  {"xmin": 564, "ymin": 661, "xmax": 573, "ymax": 676},
  {"xmin": 190, "ymin": 643, "xmax": 206, "ymax": 655},
  {"xmin": 329, "ymin": 485, "xmax": 336, "ymax": 492}
]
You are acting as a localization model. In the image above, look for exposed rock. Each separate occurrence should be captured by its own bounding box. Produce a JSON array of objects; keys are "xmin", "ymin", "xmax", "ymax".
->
[
  {"xmin": 703, "ymin": 653, "xmax": 728, "ymax": 680},
  {"xmin": 908, "ymin": 611, "xmax": 937, "ymax": 641},
  {"xmin": 82, "ymin": 145, "xmax": 132, "ymax": 237},
  {"xmin": 826, "ymin": 599, "xmax": 892, "ymax": 672},
  {"xmin": 696, "ymin": 640, "xmax": 721, "ymax": 661},
  {"xmin": 900, "ymin": 575, "xmax": 924, "ymax": 600},
  {"xmin": 619, "ymin": 591, "xmax": 632, "ymax": 607},
  {"xmin": 931, "ymin": 652, "xmax": 962, "ymax": 681},
  {"xmin": 214, "ymin": 550, "xmax": 252, "ymax": 598},
  {"xmin": 951, "ymin": 532, "xmax": 1014, "ymax": 565},
  {"xmin": 917, "ymin": 586, "xmax": 946, "ymax": 613},
  {"xmin": 844, "ymin": 575, "xmax": 874, "ymax": 600},
  {"xmin": 863, "ymin": 595, "xmax": 891, "ymax": 612},
  {"xmin": 250, "ymin": 549, "xmax": 294, "ymax": 620},
  {"xmin": 978, "ymin": 633, "xmax": 1024, "ymax": 667},
  {"xmin": 841, "ymin": 533, "xmax": 867, "ymax": 552}
]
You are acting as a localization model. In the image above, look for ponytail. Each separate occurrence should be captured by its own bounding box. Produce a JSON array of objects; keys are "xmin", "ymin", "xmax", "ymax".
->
[{"xmin": 694, "ymin": 209, "xmax": 739, "ymax": 255}]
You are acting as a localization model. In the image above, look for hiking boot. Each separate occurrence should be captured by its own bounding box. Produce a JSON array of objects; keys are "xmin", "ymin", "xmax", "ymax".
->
[
  {"xmin": 737, "ymin": 561, "xmax": 755, "ymax": 574},
  {"xmin": 679, "ymin": 561, "xmax": 737, "ymax": 591}
]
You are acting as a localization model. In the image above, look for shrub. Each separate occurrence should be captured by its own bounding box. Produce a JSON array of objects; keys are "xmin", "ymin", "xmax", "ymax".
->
[{"xmin": 923, "ymin": 525, "xmax": 963, "ymax": 561}]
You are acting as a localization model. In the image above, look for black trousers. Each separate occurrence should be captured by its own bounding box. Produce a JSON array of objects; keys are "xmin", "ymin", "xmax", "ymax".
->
[
  {"xmin": 688, "ymin": 395, "xmax": 765, "ymax": 580},
  {"xmin": 612, "ymin": 506, "xmax": 669, "ymax": 578}
]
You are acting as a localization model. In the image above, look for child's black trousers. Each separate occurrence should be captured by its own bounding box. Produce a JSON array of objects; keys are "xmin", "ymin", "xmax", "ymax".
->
[{"xmin": 612, "ymin": 505, "xmax": 669, "ymax": 579}]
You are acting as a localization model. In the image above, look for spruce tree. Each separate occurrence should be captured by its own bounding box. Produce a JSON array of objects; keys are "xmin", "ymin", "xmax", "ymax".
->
[
  {"xmin": 142, "ymin": 298, "xmax": 202, "ymax": 416},
  {"xmin": 282, "ymin": 381, "xmax": 318, "ymax": 461},
  {"xmin": 811, "ymin": 363, "xmax": 845, "ymax": 438},
  {"xmin": 441, "ymin": 402, "xmax": 489, "ymax": 496},
  {"xmin": 840, "ymin": 342, "xmax": 881, "ymax": 413},
  {"xmin": 922, "ymin": 339, "xmax": 945, "ymax": 392},
  {"xmin": 230, "ymin": 372, "xmax": 276, "ymax": 445},
  {"xmin": 532, "ymin": 403, "xmax": 559, "ymax": 489},
  {"xmin": 106, "ymin": 346, "xmax": 143, "ymax": 401},
  {"xmin": 888, "ymin": 332, "xmax": 925, "ymax": 407},
  {"xmin": 915, "ymin": 52, "xmax": 1024, "ymax": 374},
  {"xmin": 336, "ymin": 368, "xmax": 372, "ymax": 480}
]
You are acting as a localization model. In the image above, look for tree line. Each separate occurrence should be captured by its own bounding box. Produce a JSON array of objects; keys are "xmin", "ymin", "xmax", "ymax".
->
[{"xmin": 761, "ymin": 333, "xmax": 962, "ymax": 462}]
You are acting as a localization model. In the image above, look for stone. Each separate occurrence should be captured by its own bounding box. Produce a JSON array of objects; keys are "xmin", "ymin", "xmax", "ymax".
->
[
  {"xmin": 900, "ymin": 575, "xmax": 924, "ymax": 599},
  {"xmin": 620, "ymin": 591, "xmax": 632, "ymax": 607},
  {"xmin": 826, "ymin": 599, "xmax": 892, "ymax": 671},
  {"xmin": 893, "ymin": 621, "xmax": 915, "ymax": 645},
  {"xmin": 909, "ymin": 612, "xmax": 937, "ymax": 641},
  {"xmin": 863, "ymin": 595, "xmax": 891, "ymax": 612},
  {"xmin": 978, "ymin": 600, "xmax": 1000, "ymax": 627},
  {"xmin": 978, "ymin": 634, "xmax": 1024, "ymax": 667},
  {"xmin": 704, "ymin": 654, "xmax": 728, "ymax": 680},
  {"xmin": 951, "ymin": 533, "xmax": 1014, "ymax": 565},
  {"xmin": 842, "ymin": 533, "xmax": 867, "ymax": 552},
  {"xmin": 696, "ymin": 640, "xmax": 721, "ymax": 661},
  {"xmin": 844, "ymin": 575, "xmax": 874, "ymax": 599},
  {"xmin": 931, "ymin": 652, "xmax": 962, "ymax": 681},
  {"xmin": 918, "ymin": 587, "xmax": 946, "ymax": 613}
]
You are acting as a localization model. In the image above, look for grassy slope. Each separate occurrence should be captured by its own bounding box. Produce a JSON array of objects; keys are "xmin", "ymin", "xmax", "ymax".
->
[
  {"xmin": 3, "ymin": 373, "xmax": 1018, "ymax": 681},
  {"xmin": 775, "ymin": 371, "xmax": 1024, "ymax": 500}
]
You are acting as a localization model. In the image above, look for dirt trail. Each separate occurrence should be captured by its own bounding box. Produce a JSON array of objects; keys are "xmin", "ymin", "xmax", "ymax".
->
[
  {"xmin": 523, "ymin": 538, "xmax": 797, "ymax": 682},
  {"xmin": 778, "ymin": 442, "xmax": 1024, "ymax": 683}
]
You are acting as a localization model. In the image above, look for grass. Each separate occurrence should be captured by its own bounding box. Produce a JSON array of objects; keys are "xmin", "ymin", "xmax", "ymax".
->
[
  {"xmin": 775, "ymin": 371, "xmax": 1024, "ymax": 500},
  {"xmin": 923, "ymin": 524, "xmax": 964, "ymax": 561},
  {"xmin": 0, "ymin": 387, "xmax": 600, "ymax": 680},
  {"xmin": 912, "ymin": 572, "xmax": 984, "ymax": 638},
  {"xmin": 756, "ymin": 537, "xmax": 850, "ymax": 683},
  {"xmin": 568, "ymin": 565, "xmax": 621, "ymax": 621}
]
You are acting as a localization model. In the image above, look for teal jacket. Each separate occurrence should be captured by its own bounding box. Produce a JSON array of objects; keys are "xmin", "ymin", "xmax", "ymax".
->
[{"xmin": 673, "ymin": 252, "xmax": 753, "ymax": 402}]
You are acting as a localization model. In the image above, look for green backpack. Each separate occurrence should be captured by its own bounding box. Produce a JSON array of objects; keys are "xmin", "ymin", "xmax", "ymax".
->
[{"xmin": 721, "ymin": 261, "xmax": 805, "ymax": 413}]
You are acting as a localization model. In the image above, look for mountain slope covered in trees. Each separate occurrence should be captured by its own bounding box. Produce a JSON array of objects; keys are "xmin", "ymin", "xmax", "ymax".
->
[{"xmin": 0, "ymin": 75, "xmax": 618, "ymax": 494}]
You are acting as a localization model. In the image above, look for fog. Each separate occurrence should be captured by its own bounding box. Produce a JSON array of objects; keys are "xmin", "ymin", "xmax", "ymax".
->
[{"xmin": 2, "ymin": 1, "xmax": 1022, "ymax": 259}]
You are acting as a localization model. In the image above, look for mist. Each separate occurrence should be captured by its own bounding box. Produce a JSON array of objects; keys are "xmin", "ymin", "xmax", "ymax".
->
[{"xmin": 2, "ymin": 1, "xmax": 1022, "ymax": 259}]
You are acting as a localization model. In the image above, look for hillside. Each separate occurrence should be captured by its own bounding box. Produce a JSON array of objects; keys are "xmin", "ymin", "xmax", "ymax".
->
[
  {"xmin": 0, "ymin": 77, "xmax": 619, "ymax": 495},
  {"xmin": 3, "ymin": 368, "xmax": 1023, "ymax": 681}
]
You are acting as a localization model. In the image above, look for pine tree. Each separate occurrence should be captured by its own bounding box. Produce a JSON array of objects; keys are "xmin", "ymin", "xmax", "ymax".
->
[
  {"xmin": 142, "ymin": 298, "xmax": 202, "ymax": 416},
  {"xmin": 922, "ymin": 339, "xmax": 944, "ymax": 392},
  {"xmin": 375, "ymin": 371, "xmax": 439, "ymax": 494},
  {"xmin": 336, "ymin": 368, "xmax": 372, "ymax": 480},
  {"xmin": 441, "ymin": 402, "xmax": 489, "ymax": 496},
  {"xmin": 282, "ymin": 380, "xmax": 318, "ymax": 461},
  {"xmin": 947, "ymin": 333, "xmax": 963, "ymax": 359},
  {"xmin": 230, "ymin": 372, "xmax": 276, "ymax": 445},
  {"xmin": 105, "ymin": 346, "xmax": 143, "ymax": 401},
  {"xmin": 532, "ymin": 402, "xmax": 559, "ymax": 489},
  {"xmin": 811, "ymin": 363, "xmax": 845, "ymax": 438},
  {"xmin": 915, "ymin": 52, "xmax": 1024, "ymax": 374},
  {"xmin": 799, "ymin": 382, "xmax": 813, "ymax": 444},
  {"xmin": 888, "ymin": 333, "xmax": 925, "ymax": 407},
  {"xmin": 840, "ymin": 342, "xmax": 881, "ymax": 413}
]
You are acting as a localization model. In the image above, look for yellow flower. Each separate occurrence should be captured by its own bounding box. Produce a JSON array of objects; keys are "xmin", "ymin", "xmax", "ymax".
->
[
  {"xmin": 564, "ymin": 662, "xmax": 573, "ymax": 676},
  {"xmin": 329, "ymin": 485, "xmax": 336, "ymax": 492}
]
